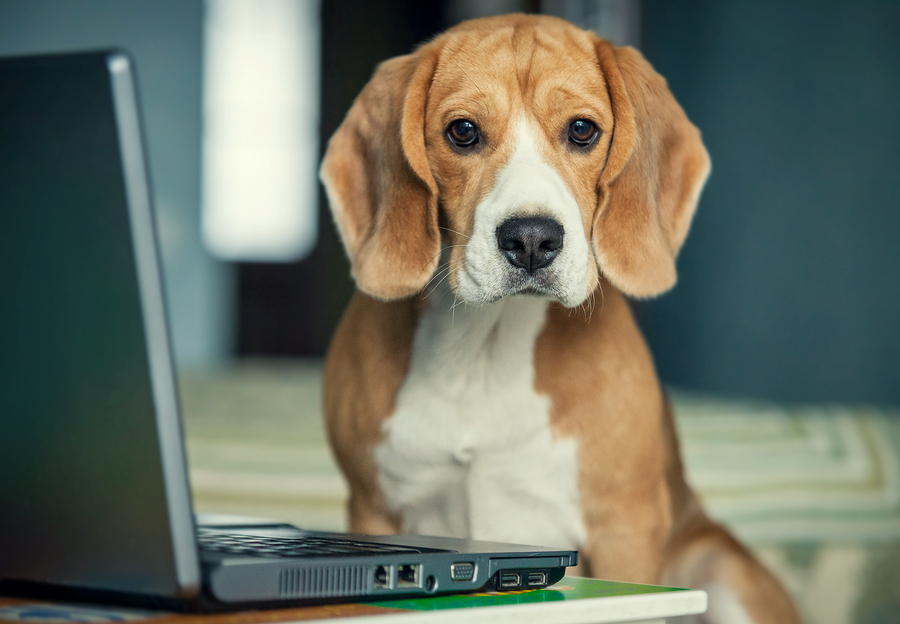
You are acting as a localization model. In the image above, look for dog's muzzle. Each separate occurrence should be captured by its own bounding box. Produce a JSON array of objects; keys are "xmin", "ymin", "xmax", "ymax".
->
[{"xmin": 496, "ymin": 216, "xmax": 564, "ymax": 274}]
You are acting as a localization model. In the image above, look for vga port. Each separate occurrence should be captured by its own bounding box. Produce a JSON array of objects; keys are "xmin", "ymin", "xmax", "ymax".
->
[{"xmin": 450, "ymin": 562, "xmax": 475, "ymax": 581}]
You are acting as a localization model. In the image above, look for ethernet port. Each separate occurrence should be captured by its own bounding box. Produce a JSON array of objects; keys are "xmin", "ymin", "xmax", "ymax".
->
[
  {"xmin": 396, "ymin": 564, "xmax": 421, "ymax": 588},
  {"xmin": 373, "ymin": 565, "xmax": 391, "ymax": 589}
]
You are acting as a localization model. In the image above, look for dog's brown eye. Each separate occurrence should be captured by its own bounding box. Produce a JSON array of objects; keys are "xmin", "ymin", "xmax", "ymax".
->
[
  {"xmin": 568, "ymin": 119, "xmax": 598, "ymax": 146},
  {"xmin": 447, "ymin": 119, "xmax": 479, "ymax": 147}
]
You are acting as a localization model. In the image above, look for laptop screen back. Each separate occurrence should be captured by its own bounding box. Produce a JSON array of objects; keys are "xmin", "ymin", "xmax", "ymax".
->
[{"xmin": 0, "ymin": 51, "xmax": 198, "ymax": 598}]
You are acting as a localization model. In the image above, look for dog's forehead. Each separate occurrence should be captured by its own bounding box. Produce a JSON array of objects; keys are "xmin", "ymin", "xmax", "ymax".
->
[{"xmin": 429, "ymin": 23, "xmax": 611, "ymax": 123}]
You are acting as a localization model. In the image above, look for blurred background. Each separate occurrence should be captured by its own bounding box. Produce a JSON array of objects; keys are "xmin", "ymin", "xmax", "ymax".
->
[
  {"xmin": 2, "ymin": 0, "xmax": 897, "ymax": 403},
  {"xmin": 1, "ymin": 1, "xmax": 898, "ymax": 622}
]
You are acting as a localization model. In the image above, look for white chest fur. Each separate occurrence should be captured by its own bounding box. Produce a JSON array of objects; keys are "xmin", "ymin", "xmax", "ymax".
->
[{"xmin": 373, "ymin": 285, "xmax": 587, "ymax": 550}]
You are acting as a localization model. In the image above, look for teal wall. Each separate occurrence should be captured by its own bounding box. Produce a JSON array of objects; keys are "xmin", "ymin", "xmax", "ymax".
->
[{"xmin": 640, "ymin": 0, "xmax": 900, "ymax": 403}]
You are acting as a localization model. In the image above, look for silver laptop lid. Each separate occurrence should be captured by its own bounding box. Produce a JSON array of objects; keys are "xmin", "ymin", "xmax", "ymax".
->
[{"xmin": 0, "ymin": 51, "xmax": 199, "ymax": 598}]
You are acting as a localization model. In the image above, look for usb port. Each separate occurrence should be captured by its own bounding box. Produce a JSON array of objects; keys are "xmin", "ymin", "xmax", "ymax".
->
[
  {"xmin": 527, "ymin": 572, "xmax": 547, "ymax": 586},
  {"xmin": 451, "ymin": 562, "xmax": 475, "ymax": 581},
  {"xmin": 499, "ymin": 572, "xmax": 520, "ymax": 588}
]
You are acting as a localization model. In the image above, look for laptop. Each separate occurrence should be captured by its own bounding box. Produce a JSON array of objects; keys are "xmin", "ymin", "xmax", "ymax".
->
[{"xmin": 0, "ymin": 50, "xmax": 576, "ymax": 610}]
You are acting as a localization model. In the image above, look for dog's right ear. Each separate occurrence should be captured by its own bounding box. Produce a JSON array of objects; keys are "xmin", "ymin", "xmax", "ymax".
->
[
  {"xmin": 320, "ymin": 45, "xmax": 442, "ymax": 300},
  {"xmin": 592, "ymin": 39, "xmax": 711, "ymax": 299}
]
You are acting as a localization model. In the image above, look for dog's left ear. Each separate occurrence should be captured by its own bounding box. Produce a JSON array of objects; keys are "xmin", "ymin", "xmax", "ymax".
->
[
  {"xmin": 592, "ymin": 40, "xmax": 711, "ymax": 298},
  {"xmin": 319, "ymin": 44, "xmax": 442, "ymax": 300}
]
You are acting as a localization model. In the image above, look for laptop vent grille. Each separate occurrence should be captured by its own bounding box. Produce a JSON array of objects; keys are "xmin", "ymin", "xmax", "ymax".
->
[{"xmin": 278, "ymin": 566, "xmax": 369, "ymax": 598}]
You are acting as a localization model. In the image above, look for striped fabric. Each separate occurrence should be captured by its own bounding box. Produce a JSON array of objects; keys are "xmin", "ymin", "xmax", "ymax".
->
[{"xmin": 180, "ymin": 361, "xmax": 900, "ymax": 624}]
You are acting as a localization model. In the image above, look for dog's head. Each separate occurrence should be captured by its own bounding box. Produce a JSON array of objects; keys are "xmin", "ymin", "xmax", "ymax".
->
[{"xmin": 320, "ymin": 14, "xmax": 710, "ymax": 306}]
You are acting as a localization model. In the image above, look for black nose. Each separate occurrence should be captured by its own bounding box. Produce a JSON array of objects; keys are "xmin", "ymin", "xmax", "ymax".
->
[{"xmin": 496, "ymin": 216, "xmax": 564, "ymax": 273}]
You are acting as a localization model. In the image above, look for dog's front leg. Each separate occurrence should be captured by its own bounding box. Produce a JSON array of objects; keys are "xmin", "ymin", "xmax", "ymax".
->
[
  {"xmin": 323, "ymin": 293, "xmax": 420, "ymax": 536},
  {"xmin": 578, "ymin": 473, "xmax": 672, "ymax": 584},
  {"xmin": 346, "ymin": 489, "xmax": 401, "ymax": 535},
  {"xmin": 535, "ymin": 294, "xmax": 673, "ymax": 584}
]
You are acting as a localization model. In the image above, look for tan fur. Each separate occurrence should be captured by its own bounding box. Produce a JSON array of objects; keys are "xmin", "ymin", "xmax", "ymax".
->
[
  {"xmin": 594, "ymin": 40, "xmax": 711, "ymax": 297},
  {"xmin": 319, "ymin": 47, "xmax": 442, "ymax": 299},
  {"xmin": 323, "ymin": 294, "xmax": 422, "ymax": 534},
  {"xmin": 320, "ymin": 14, "xmax": 802, "ymax": 624},
  {"xmin": 535, "ymin": 289, "xmax": 671, "ymax": 584},
  {"xmin": 425, "ymin": 17, "xmax": 614, "ymax": 295}
]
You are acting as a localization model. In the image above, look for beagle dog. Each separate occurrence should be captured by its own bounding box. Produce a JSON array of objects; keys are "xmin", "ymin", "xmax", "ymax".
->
[{"xmin": 320, "ymin": 14, "xmax": 802, "ymax": 624}]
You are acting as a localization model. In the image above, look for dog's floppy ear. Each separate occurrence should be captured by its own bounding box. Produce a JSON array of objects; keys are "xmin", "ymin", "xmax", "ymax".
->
[
  {"xmin": 593, "ymin": 40, "xmax": 711, "ymax": 298},
  {"xmin": 320, "ymin": 45, "xmax": 441, "ymax": 300}
]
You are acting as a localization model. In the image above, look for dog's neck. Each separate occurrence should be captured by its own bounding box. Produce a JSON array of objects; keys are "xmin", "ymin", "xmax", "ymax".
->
[
  {"xmin": 415, "ymin": 267, "xmax": 550, "ymax": 376},
  {"xmin": 377, "ymin": 264, "xmax": 584, "ymax": 547}
]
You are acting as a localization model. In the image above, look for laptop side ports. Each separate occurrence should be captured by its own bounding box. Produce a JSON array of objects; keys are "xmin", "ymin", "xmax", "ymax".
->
[
  {"xmin": 493, "ymin": 568, "xmax": 553, "ymax": 590},
  {"xmin": 396, "ymin": 564, "xmax": 421, "ymax": 588},
  {"xmin": 526, "ymin": 571, "xmax": 547, "ymax": 586},
  {"xmin": 450, "ymin": 562, "xmax": 475, "ymax": 581},
  {"xmin": 373, "ymin": 564, "xmax": 391, "ymax": 589},
  {"xmin": 498, "ymin": 572, "xmax": 520, "ymax": 589}
]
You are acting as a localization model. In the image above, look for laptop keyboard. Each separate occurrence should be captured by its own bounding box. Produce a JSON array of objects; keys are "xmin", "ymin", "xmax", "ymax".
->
[{"xmin": 196, "ymin": 528, "xmax": 445, "ymax": 559}]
